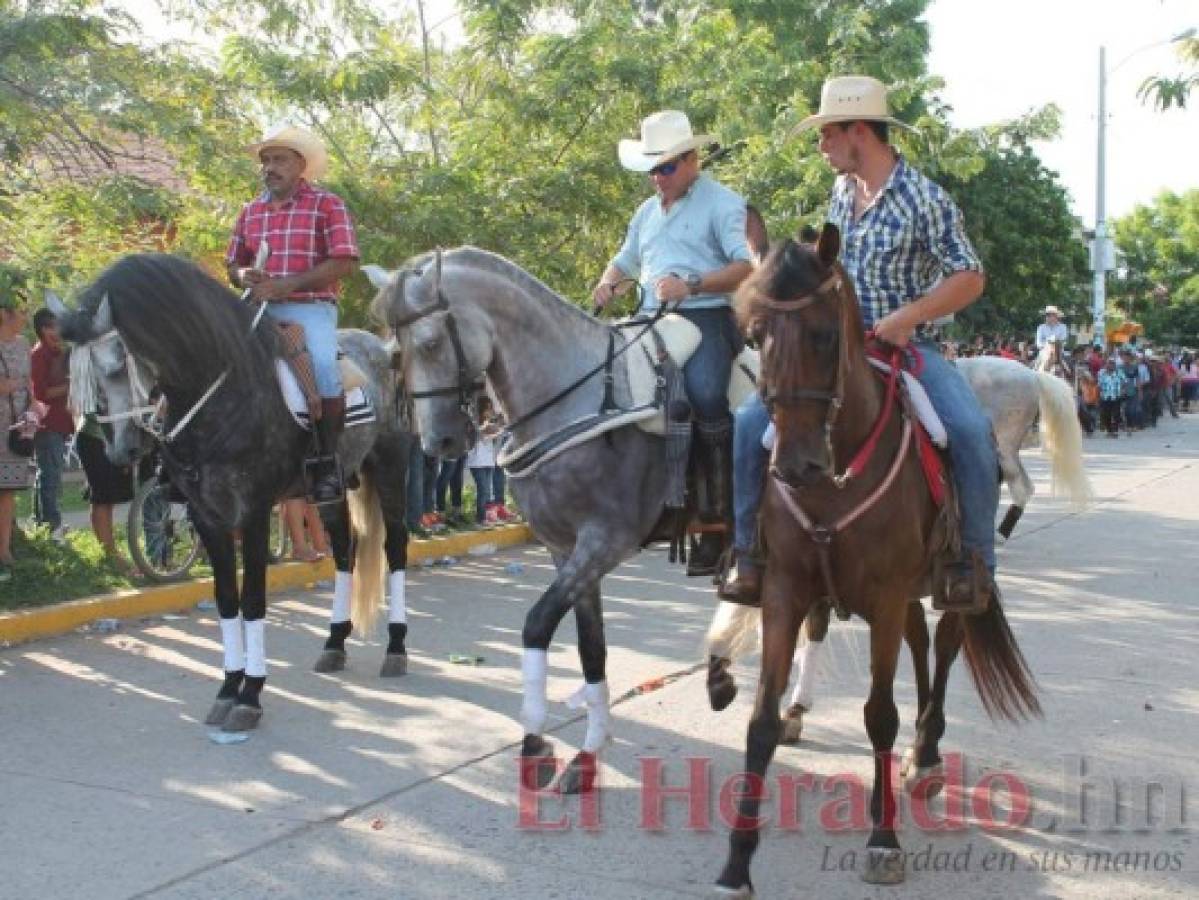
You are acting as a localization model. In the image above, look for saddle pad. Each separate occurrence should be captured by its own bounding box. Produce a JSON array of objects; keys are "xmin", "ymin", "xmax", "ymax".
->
[
  {"xmin": 276, "ymin": 360, "xmax": 375, "ymax": 431},
  {"xmin": 760, "ymin": 362, "xmax": 947, "ymax": 451}
]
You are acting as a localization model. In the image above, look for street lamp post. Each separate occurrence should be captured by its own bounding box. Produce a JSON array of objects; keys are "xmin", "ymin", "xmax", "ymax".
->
[{"xmin": 1093, "ymin": 28, "xmax": 1196, "ymax": 345}]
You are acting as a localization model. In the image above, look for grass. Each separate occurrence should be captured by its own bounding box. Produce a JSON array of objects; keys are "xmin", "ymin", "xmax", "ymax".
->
[
  {"xmin": 0, "ymin": 525, "xmax": 142, "ymax": 612},
  {"xmin": 14, "ymin": 477, "xmax": 91, "ymax": 522}
]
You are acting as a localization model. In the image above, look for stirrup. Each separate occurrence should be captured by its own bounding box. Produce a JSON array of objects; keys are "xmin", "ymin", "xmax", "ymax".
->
[{"xmin": 304, "ymin": 454, "xmax": 345, "ymax": 505}]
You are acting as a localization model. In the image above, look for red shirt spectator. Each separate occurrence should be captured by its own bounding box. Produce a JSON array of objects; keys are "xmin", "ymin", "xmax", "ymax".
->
[
  {"xmin": 225, "ymin": 179, "xmax": 359, "ymax": 303},
  {"xmin": 30, "ymin": 329, "xmax": 73, "ymax": 436}
]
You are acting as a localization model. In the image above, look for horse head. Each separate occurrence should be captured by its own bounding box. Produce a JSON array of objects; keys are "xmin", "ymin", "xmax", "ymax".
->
[
  {"xmin": 367, "ymin": 253, "xmax": 488, "ymax": 457},
  {"xmin": 735, "ymin": 224, "xmax": 857, "ymax": 488},
  {"xmin": 47, "ymin": 289, "xmax": 153, "ymax": 466}
]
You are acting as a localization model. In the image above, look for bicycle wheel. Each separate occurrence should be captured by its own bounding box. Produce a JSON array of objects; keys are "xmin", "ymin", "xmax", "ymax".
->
[{"xmin": 128, "ymin": 475, "xmax": 203, "ymax": 582}]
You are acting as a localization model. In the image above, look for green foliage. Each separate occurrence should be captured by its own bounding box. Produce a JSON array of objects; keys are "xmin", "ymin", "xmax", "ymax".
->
[
  {"xmin": 1138, "ymin": 36, "xmax": 1198, "ymax": 111},
  {"xmin": 943, "ymin": 140, "xmax": 1090, "ymax": 339},
  {"xmin": 1110, "ymin": 189, "xmax": 1199, "ymax": 344}
]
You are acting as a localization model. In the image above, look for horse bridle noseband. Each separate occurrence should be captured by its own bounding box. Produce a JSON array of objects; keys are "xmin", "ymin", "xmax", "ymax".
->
[
  {"xmin": 758, "ymin": 272, "xmax": 850, "ymax": 480},
  {"xmin": 389, "ymin": 250, "xmax": 486, "ymax": 413}
]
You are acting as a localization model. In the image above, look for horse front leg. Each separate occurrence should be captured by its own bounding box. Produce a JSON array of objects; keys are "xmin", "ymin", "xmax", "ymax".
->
[
  {"xmin": 222, "ymin": 505, "xmax": 273, "ymax": 732},
  {"xmin": 314, "ymin": 499, "xmax": 355, "ymax": 673},
  {"xmin": 519, "ymin": 540, "xmax": 613, "ymax": 792},
  {"xmin": 200, "ymin": 526, "xmax": 242, "ymax": 728},
  {"xmin": 556, "ymin": 584, "xmax": 609, "ymax": 795},
  {"xmin": 716, "ymin": 579, "xmax": 805, "ymax": 898},
  {"xmin": 780, "ymin": 598, "xmax": 831, "ymax": 745},
  {"xmin": 861, "ymin": 593, "xmax": 908, "ymax": 885},
  {"xmin": 899, "ymin": 597, "xmax": 931, "ymax": 785}
]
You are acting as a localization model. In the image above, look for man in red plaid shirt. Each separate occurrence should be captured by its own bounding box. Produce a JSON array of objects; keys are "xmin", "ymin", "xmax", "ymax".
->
[{"xmin": 226, "ymin": 124, "xmax": 359, "ymax": 503}]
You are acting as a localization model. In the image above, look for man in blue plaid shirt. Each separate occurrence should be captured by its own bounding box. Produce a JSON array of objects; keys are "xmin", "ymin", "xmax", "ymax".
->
[{"xmin": 721, "ymin": 76, "xmax": 997, "ymax": 612}]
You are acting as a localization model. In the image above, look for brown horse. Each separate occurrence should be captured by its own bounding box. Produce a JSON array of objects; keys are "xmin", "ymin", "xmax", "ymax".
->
[{"xmin": 711, "ymin": 226, "xmax": 1041, "ymax": 897}]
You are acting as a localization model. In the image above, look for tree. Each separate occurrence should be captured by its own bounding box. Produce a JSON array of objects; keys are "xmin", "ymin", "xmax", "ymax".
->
[
  {"xmin": 1138, "ymin": 35, "xmax": 1199, "ymax": 111},
  {"xmin": 1110, "ymin": 189, "xmax": 1199, "ymax": 344}
]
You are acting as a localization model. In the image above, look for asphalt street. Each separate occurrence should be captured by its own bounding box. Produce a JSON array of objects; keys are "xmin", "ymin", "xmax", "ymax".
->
[{"xmin": 1, "ymin": 413, "xmax": 1196, "ymax": 900}]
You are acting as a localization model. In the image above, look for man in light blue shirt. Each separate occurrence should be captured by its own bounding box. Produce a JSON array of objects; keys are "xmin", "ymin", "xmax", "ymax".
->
[{"xmin": 593, "ymin": 110, "xmax": 754, "ymax": 575}]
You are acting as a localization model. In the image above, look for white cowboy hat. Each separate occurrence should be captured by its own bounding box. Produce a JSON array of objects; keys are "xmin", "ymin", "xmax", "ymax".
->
[
  {"xmin": 792, "ymin": 75, "xmax": 917, "ymax": 135},
  {"xmin": 618, "ymin": 110, "xmax": 714, "ymax": 172},
  {"xmin": 1043, "ymin": 305, "xmax": 1063, "ymax": 316},
  {"xmin": 246, "ymin": 124, "xmax": 329, "ymax": 181}
]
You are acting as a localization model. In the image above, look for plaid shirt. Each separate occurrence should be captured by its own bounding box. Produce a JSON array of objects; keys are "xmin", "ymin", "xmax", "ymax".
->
[
  {"xmin": 826, "ymin": 156, "xmax": 983, "ymax": 329},
  {"xmin": 225, "ymin": 180, "xmax": 359, "ymax": 302}
]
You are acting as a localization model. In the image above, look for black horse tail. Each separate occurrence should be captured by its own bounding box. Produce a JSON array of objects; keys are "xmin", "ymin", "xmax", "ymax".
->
[{"xmin": 960, "ymin": 596, "xmax": 1042, "ymax": 722}]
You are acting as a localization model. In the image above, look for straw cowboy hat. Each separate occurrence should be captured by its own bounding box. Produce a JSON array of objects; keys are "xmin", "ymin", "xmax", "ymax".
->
[
  {"xmin": 618, "ymin": 110, "xmax": 714, "ymax": 172},
  {"xmin": 246, "ymin": 124, "xmax": 329, "ymax": 181},
  {"xmin": 1043, "ymin": 305, "xmax": 1063, "ymax": 317},
  {"xmin": 792, "ymin": 75, "xmax": 917, "ymax": 135}
]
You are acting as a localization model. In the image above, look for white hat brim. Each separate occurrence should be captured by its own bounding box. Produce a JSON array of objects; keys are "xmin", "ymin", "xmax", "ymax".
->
[
  {"xmin": 790, "ymin": 113, "xmax": 917, "ymax": 137},
  {"xmin": 618, "ymin": 134, "xmax": 713, "ymax": 172}
]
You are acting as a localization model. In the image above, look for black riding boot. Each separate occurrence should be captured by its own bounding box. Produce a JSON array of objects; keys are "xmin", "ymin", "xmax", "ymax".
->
[
  {"xmin": 687, "ymin": 422, "xmax": 733, "ymax": 577},
  {"xmin": 309, "ymin": 396, "xmax": 346, "ymax": 505}
]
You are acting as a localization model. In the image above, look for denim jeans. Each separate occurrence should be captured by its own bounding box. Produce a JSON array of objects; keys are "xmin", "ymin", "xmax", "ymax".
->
[
  {"xmin": 678, "ymin": 307, "xmax": 743, "ymax": 425},
  {"xmin": 731, "ymin": 339, "xmax": 998, "ymax": 571},
  {"xmin": 492, "ymin": 466, "xmax": 506, "ymax": 506},
  {"xmin": 421, "ymin": 453, "xmax": 438, "ymax": 514},
  {"xmin": 435, "ymin": 456, "xmax": 465, "ymax": 511},
  {"xmin": 265, "ymin": 301, "xmax": 341, "ymax": 398},
  {"xmin": 470, "ymin": 467, "xmax": 493, "ymax": 522},
  {"xmin": 33, "ymin": 430, "xmax": 66, "ymax": 530}
]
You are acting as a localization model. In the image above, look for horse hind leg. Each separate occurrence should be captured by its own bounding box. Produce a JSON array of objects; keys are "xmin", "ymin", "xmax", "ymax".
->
[
  {"xmin": 558, "ymin": 584, "xmax": 609, "ymax": 795},
  {"xmin": 903, "ymin": 611, "xmax": 964, "ymax": 799},
  {"xmin": 378, "ymin": 470, "xmax": 410, "ymax": 678},
  {"xmin": 314, "ymin": 500, "xmax": 355, "ymax": 673},
  {"xmin": 996, "ymin": 449, "xmax": 1033, "ymax": 541}
]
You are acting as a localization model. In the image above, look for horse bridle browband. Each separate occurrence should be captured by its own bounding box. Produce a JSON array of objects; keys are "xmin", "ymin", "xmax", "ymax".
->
[{"xmin": 389, "ymin": 249, "xmax": 487, "ymax": 413}]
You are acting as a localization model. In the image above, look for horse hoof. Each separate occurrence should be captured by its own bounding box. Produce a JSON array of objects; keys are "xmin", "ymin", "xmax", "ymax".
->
[
  {"xmin": 861, "ymin": 847, "xmax": 905, "ymax": 885},
  {"xmin": 379, "ymin": 653, "xmax": 408, "ymax": 678},
  {"xmin": 520, "ymin": 736, "xmax": 557, "ymax": 792},
  {"xmin": 203, "ymin": 697, "xmax": 235, "ymax": 726},
  {"xmin": 221, "ymin": 704, "xmax": 263, "ymax": 733},
  {"xmin": 900, "ymin": 747, "xmax": 944, "ymax": 796},
  {"xmin": 559, "ymin": 751, "xmax": 598, "ymax": 795},
  {"xmin": 713, "ymin": 885, "xmax": 754, "ymax": 899},
  {"xmin": 313, "ymin": 649, "xmax": 347, "ymax": 673},
  {"xmin": 707, "ymin": 659, "xmax": 738, "ymax": 712},
  {"xmin": 779, "ymin": 703, "xmax": 806, "ymax": 745}
]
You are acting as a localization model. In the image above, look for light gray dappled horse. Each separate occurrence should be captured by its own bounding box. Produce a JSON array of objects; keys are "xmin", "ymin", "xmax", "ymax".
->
[{"xmin": 367, "ymin": 247, "xmax": 732, "ymax": 794}]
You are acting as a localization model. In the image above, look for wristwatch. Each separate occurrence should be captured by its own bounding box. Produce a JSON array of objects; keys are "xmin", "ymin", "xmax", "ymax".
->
[{"xmin": 685, "ymin": 273, "xmax": 703, "ymax": 295}]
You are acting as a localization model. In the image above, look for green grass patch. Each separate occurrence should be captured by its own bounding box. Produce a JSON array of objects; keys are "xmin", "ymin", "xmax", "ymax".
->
[{"xmin": 0, "ymin": 525, "xmax": 141, "ymax": 611}]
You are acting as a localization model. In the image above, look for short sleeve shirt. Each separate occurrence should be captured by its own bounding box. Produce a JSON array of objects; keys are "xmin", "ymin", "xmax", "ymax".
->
[
  {"xmin": 826, "ymin": 156, "xmax": 983, "ymax": 329},
  {"xmin": 611, "ymin": 174, "xmax": 753, "ymax": 314},
  {"xmin": 225, "ymin": 180, "xmax": 359, "ymax": 302}
]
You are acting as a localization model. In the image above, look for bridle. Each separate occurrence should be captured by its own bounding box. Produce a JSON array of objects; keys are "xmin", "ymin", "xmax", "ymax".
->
[
  {"xmin": 757, "ymin": 271, "xmax": 850, "ymax": 482},
  {"xmin": 388, "ymin": 249, "xmax": 486, "ymax": 414}
]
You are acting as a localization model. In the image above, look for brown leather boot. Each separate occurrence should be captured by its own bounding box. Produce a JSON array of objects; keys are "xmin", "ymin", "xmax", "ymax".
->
[
  {"xmin": 718, "ymin": 556, "xmax": 762, "ymax": 607},
  {"xmin": 933, "ymin": 552, "xmax": 993, "ymax": 614},
  {"xmin": 309, "ymin": 396, "xmax": 346, "ymax": 504}
]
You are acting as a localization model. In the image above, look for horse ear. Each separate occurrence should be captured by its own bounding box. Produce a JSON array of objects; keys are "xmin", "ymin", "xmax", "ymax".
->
[
  {"xmin": 44, "ymin": 289, "xmax": 69, "ymax": 317},
  {"xmin": 816, "ymin": 223, "xmax": 840, "ymax": 267},
  {"xmin": 361, "ymin": 265, "xmax": 395, "ymax": 290},
  {"xmin": 92, "ymin": 293, "xmax": 114, "ymax": 336}
]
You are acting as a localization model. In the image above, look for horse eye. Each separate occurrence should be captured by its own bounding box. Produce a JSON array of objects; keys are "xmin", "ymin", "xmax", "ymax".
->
[{"xmin": 418, "ymin": 335, "xmax": 442, "ymax": 355}]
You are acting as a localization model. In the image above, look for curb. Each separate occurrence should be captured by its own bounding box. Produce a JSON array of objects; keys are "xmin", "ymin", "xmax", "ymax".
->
[{"xmin": 0, "ymin": 523, "xmax": 535, "ymax": 647}]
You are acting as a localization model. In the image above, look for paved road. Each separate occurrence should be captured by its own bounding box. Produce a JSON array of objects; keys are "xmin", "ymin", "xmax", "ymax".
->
[{"xmin": 2, "ymin": 415, "xmax": 1197, "ymax": 899}]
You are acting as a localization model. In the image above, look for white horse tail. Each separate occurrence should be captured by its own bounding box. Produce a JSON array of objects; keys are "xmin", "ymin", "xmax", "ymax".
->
[
  {"xmin": 348, "ymin": 468, "xmax": 387, "ymax": 630},
  {"xmin": 1033, "ymin": 371, "xmax": 1092, "ymax": 505},
  {"xmin": 705, "ymin": 601, "xmax": 761, "ymax": 661}
]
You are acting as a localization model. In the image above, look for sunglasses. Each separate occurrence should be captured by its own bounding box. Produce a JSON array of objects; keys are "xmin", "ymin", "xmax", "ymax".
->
[{"xmin": 649, "ymin": 153, "xmax": 691, "ymax": 177}]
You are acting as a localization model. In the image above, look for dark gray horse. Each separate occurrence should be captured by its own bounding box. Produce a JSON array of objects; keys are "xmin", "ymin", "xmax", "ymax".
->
[
  {"xmin": 53, "ymin": 253, "xmax": 411, "ymax": 732},
  {"xmin": 367, "ymin": 247, "xmax": 726, "ymax": 793}
]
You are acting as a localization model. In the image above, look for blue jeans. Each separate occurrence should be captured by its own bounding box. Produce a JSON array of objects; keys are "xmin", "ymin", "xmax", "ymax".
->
[
  {"xmin": 678, "ymin": 308, "xmax": 743, "ymax": 426},
  {"xmin": 470, "ymin": 467, "xmax": 493, "ymax": 522},
  {"xmin": 435, "ymin": 456, "xmax": 465, "ymax": 512},
  {"xmin": 731, "ymin": 339, "xmax": 998, "ymax": 571},
  {"xmin": 404, "ymin": 435, "xmax": 424, "ymax": 529},
  {"xmin": 33, "ymin": 431, "xmax": 67, "ymax": 530},
  {"xmin": 421, "ymin": 453, "xmax": 438, "ymax": 514},
  {"xmin": 492, "ymin": 466, "xmax": 506, "ymax": 506},
  {"xmin": 265, "ymin": 301, "xmax": 341, "ymax": 398}
]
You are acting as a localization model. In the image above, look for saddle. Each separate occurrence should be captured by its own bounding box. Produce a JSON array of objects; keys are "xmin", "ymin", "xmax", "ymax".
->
[{"xmin": 272, "ymin": 322, "xmax": 375, "ymax": 431}]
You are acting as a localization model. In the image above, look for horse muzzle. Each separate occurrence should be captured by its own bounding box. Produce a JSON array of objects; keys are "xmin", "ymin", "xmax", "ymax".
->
[{"xmin": 770, "ymin": 459, "xmax": 830, "ymax": 490}]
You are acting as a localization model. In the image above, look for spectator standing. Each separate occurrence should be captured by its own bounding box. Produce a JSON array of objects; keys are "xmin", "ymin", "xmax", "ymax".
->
[
  {"xmin": 1120, "ymin": 349, "xmax": 1142, "ymax": 431},
  {"xmin": 0, "ymin": 293, "xmax": 31, "ymax": 580},
  {"xmin": 434, "ymin": 455, "xmax": 467, "ymax": 527},
  {"xmin": 73, "ymin": 412, "xmax": 142, "ymax": 571},
  {"xmin": 1178, "ymin": 352, "xmax": 1198, "ymax": 412},
  {"xmin": 1098, "ymin": 358, "xmax": 1126, "ymax": 438},
  {"xmin": 29, "ymin": 309, "xmax": 73, "ymax": 541},
  {"xmin": 466, "ymin": 397, "xmax": 501, "ymax": 525}
]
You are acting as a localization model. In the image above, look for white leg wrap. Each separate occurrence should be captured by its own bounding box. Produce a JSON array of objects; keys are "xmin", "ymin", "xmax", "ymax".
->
[
  {"xmin": 789, "ymin": 638, "xmax": 826, "ymax": 710},
  {"xmin": 520, "ymin": 649, "xmax": 549, "ymax": 736},
  {"xmin": 219, "ymin": 616, "xmax": 245, "ymax": 672},
  {"xmin": 244, "ymin": 618, "xmax": 267, "ymax": 679},
  {"xmin": 567, "ymin": 680, "xmax": 612, "ymax": 753},
  {"xmin": 331, "ymin": 570, "xmax": 352, "ymax": 623},
  {"xmin": 387, "ymin": 570, "xmax": 407, "ymax": 624}
]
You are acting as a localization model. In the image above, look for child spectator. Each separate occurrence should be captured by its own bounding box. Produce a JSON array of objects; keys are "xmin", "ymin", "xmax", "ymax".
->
[
  {"xmin": 467, "ymin": 397, "xmax": 502, "ymax": 525},
  {"xmin": 1098, "ymin": 357, "xmax": 1126, "ymax": 438}
]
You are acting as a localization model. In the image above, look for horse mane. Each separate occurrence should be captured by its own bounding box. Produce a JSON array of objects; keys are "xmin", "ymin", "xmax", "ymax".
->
[
  {"xmin": 398, "ymin": 246, "xmax": 601, "ymax": 330},
  {"xmin": 78, "ymin": 253, "xmax": 278, "ymax": 393}
]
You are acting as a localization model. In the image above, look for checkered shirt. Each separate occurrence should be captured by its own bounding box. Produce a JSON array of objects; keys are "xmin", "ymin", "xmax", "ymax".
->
[
  {"xmin": 225, "ymin": 180, "xmax": 359, "ymax": 302},
  {"xmin": 826, "ymin": 156, "xmax": 982, "ymax": 329}
]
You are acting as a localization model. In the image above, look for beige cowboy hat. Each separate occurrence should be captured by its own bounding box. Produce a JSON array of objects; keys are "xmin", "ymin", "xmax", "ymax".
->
[
  {"xmin": 1043, "ymin": 305, "xmax": 1063, "ymax": 317},
  {"xmin": 246, "ymin": 124, "xmax": 328, "ymax": 181},
  {"xmin": 618, "ymin": 110, "xmax": 714, "ymax": 172},
  {"xmin": 792, "ymin": 75, "xmax": 917, "ymax": 135}
]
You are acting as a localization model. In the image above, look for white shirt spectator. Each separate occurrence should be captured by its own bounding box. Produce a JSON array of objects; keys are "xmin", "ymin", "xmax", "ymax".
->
[
  {"xmin": 466, "ymin": 433, "xmax": 496, "ymax": 469},
  {"xmin": 1035, "ymin": 321, "xmax": 1069, "ymax": 349}
]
